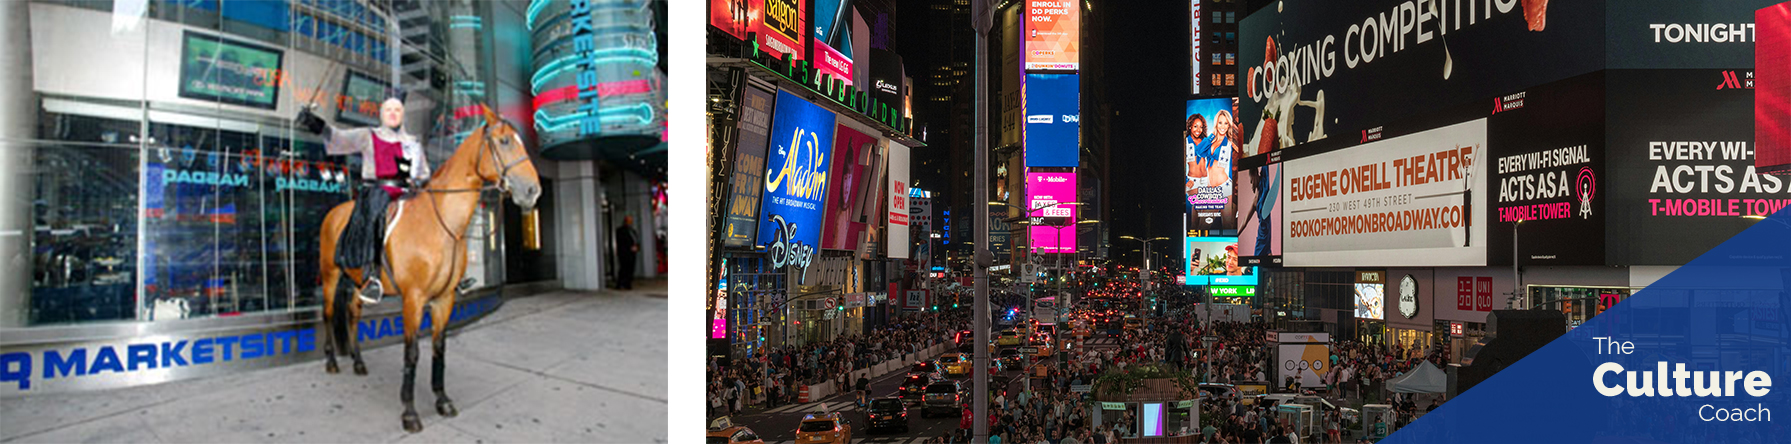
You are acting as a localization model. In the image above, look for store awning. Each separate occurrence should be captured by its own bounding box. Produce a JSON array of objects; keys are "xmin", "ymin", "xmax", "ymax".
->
[{"xmin": 1389, "ymin": 362, "xmax": 1448, "ymax": 394}]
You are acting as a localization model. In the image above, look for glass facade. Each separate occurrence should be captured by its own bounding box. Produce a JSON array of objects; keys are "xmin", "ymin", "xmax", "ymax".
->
[{"xmin": 11, "ymin": 0, "xmax": 519, "ymax": 327}]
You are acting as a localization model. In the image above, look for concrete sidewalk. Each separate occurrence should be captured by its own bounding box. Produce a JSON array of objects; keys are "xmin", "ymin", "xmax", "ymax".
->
[{"xmin": 0, "ymin": 286, "xmax": 667, "ymax": 443}]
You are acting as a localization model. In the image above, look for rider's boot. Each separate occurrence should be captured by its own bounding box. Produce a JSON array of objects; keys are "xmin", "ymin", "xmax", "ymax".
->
[{"xmin": 359, "ymin": 259, "xmax": 384, "ymax": 305}]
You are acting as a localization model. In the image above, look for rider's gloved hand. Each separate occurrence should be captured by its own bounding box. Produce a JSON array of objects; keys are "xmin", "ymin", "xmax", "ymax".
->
[{"xmin": 296, "ymin": 105, "xmax": 330, "ymax": 137}]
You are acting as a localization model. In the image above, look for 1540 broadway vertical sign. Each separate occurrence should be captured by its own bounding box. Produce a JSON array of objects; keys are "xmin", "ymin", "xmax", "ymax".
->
[{"xmin": 759, "ymin": 90, "xmax": 836, "ymax": 272}]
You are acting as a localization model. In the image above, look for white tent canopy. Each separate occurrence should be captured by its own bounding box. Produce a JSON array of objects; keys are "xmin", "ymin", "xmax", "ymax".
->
[{"xmin": 1388, "ymin": 362, "xmax": 1447, "ymax": 394}]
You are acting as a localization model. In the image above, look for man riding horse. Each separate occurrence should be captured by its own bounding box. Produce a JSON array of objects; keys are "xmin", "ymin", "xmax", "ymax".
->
[{"xmin": 295, "ymin": 88, "xmax": 464, "ymax": 304}]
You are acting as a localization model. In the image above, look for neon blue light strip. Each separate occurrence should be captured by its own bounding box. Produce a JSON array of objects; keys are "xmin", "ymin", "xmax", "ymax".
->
[
  {"xmin": 526, "ymin": 0, "xmax": 551, "ymax": 31},
  {"xmin": 533, "ymin": 103, "xmax": 655, "ymax": 132}
]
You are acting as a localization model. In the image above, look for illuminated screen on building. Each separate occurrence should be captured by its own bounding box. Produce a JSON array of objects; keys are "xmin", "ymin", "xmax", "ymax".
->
[
  {"xmin": 1184, "ymin": 98, "xmax": 1238, "ymax": 233},
  {"xmin": 1024, "ymin": 0, "xmax": 1080, "ymax": 71},
  {"xmin": 1024, "ymin": 73, "xmax": 1080, "ymax": 168},
  {"xmin": 1027, "ymin": 171, "xmax": 1077, "ymax": 254},
  {"xmin": 812, "ymin": 0, "xmax": 855, "ymax": 85},
  {"xmin": 1183, "ymin": 236, "xmax": 1256, "ymax": 286}
]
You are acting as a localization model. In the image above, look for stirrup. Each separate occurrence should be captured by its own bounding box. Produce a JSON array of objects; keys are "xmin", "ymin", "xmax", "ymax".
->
[
  {"xmin": 456, "ymin": 278, "xmax": 477, "ymax": 294},
  {"xmin": 359, "ymin": 278, "xmax": 384, "ymax": 305}
]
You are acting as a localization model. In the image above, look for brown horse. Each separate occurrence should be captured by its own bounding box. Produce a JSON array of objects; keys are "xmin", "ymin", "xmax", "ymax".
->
[{"xmin": 317, "ymin": 106, "xmax": 541, "ymax": 433}]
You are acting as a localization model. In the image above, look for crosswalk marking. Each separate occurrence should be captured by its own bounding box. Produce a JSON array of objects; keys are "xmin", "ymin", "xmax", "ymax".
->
[{"xmin": 761, "ymin": 400, "xmax": 845, "ymax": 415}]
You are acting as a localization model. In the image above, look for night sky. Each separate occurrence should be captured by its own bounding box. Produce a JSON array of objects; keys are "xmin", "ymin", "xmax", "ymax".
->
[{"xmin": 1105, "ymin": 1, "xmax": 1191, "ymax": 266}]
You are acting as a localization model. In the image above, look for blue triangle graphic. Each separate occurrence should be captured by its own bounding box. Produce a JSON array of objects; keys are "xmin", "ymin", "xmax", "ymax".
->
[{"xmin": 1383, "ymin": 206, "xmax": 1791, "ymax": 443}]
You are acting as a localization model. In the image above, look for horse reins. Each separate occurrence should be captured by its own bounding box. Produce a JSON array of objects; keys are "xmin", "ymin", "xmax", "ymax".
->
[{"xmin": 418, "ymin": 117, "xmax": 527, "ymax": 243}]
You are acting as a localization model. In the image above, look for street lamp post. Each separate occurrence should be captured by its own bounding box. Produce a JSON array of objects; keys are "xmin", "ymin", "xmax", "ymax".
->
[{"xmin": 1119, "ymin": 235, "xmax": 1172, "ymax": 319}]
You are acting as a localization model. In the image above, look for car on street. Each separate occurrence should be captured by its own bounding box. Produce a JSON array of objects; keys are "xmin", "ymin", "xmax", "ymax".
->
[
  {"xmin": 707, "ymin": 417, "xmax": 765, "ymax": 444},
  {"xmin": 920, "ymin": 380, "xmax": 969, "ymax": 417},
  {"xmin": 909, "ymin": 360, "xmax": 943, "ymax": 377},
  {"xmin": 940, "ymin": 353, "xmax": 971, "ymax": 375},
  {"xmin": 1123, "ymin": 317, "xmax": 1143, "ymax": 332},
  {"xmin": 795, "ymin": 412, "xmax": 853, "ymax": 444},
  {"xmin": 898, "ymin": 372, "xmax": 944, "ymax": 403},
  {"xmin": 997, "ymin": 329, "xmax": 1023, "ymax": 346},
  {"xmin": 1198, "ymin": 383, "xmax": 1241, "ymax": 402},
  {"xmin": 998, "ymin": 347, "xmax": 1024, "ymax": 368},
  {"xmin": 864, "ymin": 397, "xmax": 910, "ymax": 433}
]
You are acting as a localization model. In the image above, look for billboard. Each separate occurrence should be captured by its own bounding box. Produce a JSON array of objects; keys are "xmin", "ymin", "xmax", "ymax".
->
[
  {"xmin": 1027, "ymin": 171, "xmax": 1078, "ymax": 253},
  {"xmin": 761, "ymin": 0, "xmax": 807, "ymax": 60},
  {"xmin": 1025, "ymin": 73, "xmax": 1081, "ymax": 168},
  {"xmin": 1190, "ymin": 0, "xmax": 1201, "ymax": 95},
  {"xmin": 812, "ymin": 0, "xmax": 856, "ymax": 85},
  {"xmin": 1485, "ymin": 73, "xmax": 1607, "ymax": 265},
  {"xmin": 1354, "ymin": 271, "xmax": 1386, "ymax": 320},
  {"xmin": 1023, "ymin": 0, "xmax": 1079, "ymax": 71},
  {"xmin": 757, "ymin": 89, "xmax": 835, "ymax": 267},
  {"xmin": 708, "ymin": 0, "xmax": 753, "ymax": 39},
  {"xmin": 1281, "ymin": 119, "xmax": 1488, "ymax": 267},
  {"xmin": 1605, "ymin": 69, "xmax": 1791, "ymax": 265},
  {"xmin": 869, "ymin": 49, "xmax": 905, "ymax": 108},
  {"xmin": 1185, "ymin": 98, "xmax": 1240, "ymax": 232},
  {"xmin": 1237, "ymin": 0, "xmax": 1604, "ymax": 160},
  {"xmin": 1275, "ymin": 332, "xmax": 1329, "ymax": 388},
  {"xmin": 1236, "ymin": 162, "xmax": 1281, "ymax": 265},
  {"xmin": 821, "ymin": 119, "xmax": 880, "ymax": 250},
  {"xmin": 912, "ymin": 196, "xmax": 933, "ymax": 269},
  {"xmin": 1606, "ymin": 0, "xmax": 1783, "ymax": 69},
  {"xmin": 1183, "ymin": 237, "xmax": 1256, "ymax": 286},
  {"xmin": 886, "ymin": 143, "xmax": 910, "ymax": 258},
  {"xmin": 1761, "ymin": 3, "xmax": 1791, "ymax": 175},
  {"xmin": 178, "ymin": 31, "xmax": 282, "ymax": 110},
  {"xmin": 723, "ymin": 85, "xmax": 777, "ymax": 247}
]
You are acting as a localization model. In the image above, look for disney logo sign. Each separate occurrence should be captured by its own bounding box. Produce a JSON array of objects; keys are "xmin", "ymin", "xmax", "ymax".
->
[{"xmin": 767, "ymin": 214, "xmax": 814, "ymax": 270}]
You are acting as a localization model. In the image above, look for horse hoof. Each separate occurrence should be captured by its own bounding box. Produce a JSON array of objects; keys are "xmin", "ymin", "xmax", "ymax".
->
[
  {"xmin": 353, "ymin": 362, "xmax": 368, "ymax": 375},
  {"xmin": 402, "ymin": 411, "xmax": 423, "ymax": 433},
  {"xmin": 325, "ymin": 361, "xmax": 340, "ymax": 374},
  {"xmin": 436, "ymin": 398, "xmax": 459, "ymax": 417}
]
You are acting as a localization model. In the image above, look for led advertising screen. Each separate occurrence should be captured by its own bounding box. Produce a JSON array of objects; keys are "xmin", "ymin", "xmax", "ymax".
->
[
  {"xmin": 1027, "ymin": 171, "xmax": 1078, "ymax": 253},
  {"xmin": 1236, "ymin": 0, "xmax": 1604, "ymax": 161},
  {"xmin": 1024, "ymin": 0, "xmax": 1079, "ymax": 71},
  {"xmin": 759, "ymin": 0, "xmax": 806, "ymax": 60},
  {"xmin": 756, "ymin": 89, "xmax": 836, "ymax": 262},
  {"xmin": 1236, "ymin": 162, "xmax": 1281, "ymax": 265},
  {"xmin": 821, "ymin": 119, "xmax": 880, "ymax": 250},
  {"xmin": 707, "ymin": 0, "xmax": 754, "ymax": 39},
  {"xmin": 886, "ymin": 143, "xmax": 910, "ymax": 258},
  {"xmin": 178, "ymin": 31, "xmax": 283, "ymax": 110},
  {"xmin": 1354, "ymin": 283, "xmax": 1384, "ymax": 320},
  {"xmin": 1484, "ymin": 72, "xmax": 1608, "ymax": 265},
  {"xmin": 1024, "ymin": 73, "xmax": 1080, "ymax": 168},
  {"xmin": 1605, "ymin": 69, "xmax": 1791, "ymax": 265},
  {"xmin": 1281, "ymin": 119, "xmax": 1488, "ymax": 267},
  {"xmin": 1185, "ymin": 98, "xmax": 1240, "ymax": 233},
  {"xmin": 1183, "ymin": 236, "xmax": 1256, "ymax": 286},
  {"xmin": 1760, "ymin": 2, "xmax": 1791, "ymax": 175},
  {"xmin": 1190, "ymin": 0, "xmax": 1202, "ymax": 95},
  {"xmin": 813, "ymin": 0, "xmax": 856, "ymax": 85},
  {"xmin": 723, "ymin": 85, "xmax": 777, "ymax": 247}
]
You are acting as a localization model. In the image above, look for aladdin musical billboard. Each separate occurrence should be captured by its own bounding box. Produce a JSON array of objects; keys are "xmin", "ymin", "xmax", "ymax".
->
[
  {"xmin": 1027, "ymin": 171, "xmax": 1078, "ymax": 254},
  {"xmin": 757, "ymin": 89, "xmax": 835, "ymax": 265},
  {"xmin": 1024, "ymin": 0, "xmax": 1080, "ymax": 71}
]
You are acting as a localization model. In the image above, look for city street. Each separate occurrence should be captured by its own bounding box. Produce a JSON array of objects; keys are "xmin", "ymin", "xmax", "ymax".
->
[
  {"xmin": 728, "ymin": 356, "xmax": 1034, "ymax": 444},
  {"xmin": 1, "ymin": 285, "xmax": 669, "ymax": 444}
]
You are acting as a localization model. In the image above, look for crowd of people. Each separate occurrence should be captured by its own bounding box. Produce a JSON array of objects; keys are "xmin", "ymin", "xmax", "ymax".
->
[
  {"xmin": 706, "ymin": 312, "xmax": 966, "ymax": 418},
  {"xmin": 707, "ymin": 286, "xmax": 1461, "ymax": 443}
]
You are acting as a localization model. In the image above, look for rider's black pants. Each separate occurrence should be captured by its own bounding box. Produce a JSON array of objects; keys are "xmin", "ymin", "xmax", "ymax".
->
[{"xmin": 336, "ymin": 183, "xmax": 391, "ymax": 270}]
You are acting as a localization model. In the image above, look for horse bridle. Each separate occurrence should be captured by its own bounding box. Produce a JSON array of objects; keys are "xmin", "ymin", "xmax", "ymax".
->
[{"xmin": 422, "ymin": 117, "xmax": 529, "ymax": 244}]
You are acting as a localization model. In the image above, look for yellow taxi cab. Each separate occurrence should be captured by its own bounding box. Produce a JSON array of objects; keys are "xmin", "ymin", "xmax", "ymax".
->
[
  {"xmin": 940, "ymin": 352, "xmax": 972, "ymax": 375},
  {"xmin": 795, "ymin": 412, "xmax": 853, "ymax": 444},
  {"xmin": 1123, "ymin": 317, "xmax": 1143, "ymax": 332},
  {"xmin": 707, "ymin": 417, "xmax": 765, "ymax": 444},
  {"xmin": 997, "ymin": 329, "xmax": 1023, "ymax": 346}
]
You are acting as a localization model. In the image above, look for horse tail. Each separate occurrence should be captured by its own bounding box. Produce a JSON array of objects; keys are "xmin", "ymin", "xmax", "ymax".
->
[{"xmin": 332, "ymin": 280, "xmax": 353, "ymax": 352}]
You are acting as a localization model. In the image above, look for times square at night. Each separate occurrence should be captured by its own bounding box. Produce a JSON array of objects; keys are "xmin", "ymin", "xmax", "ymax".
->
[{"xmin": 705, "ymin": 1, "xmax": 1791, "ymax": 443}]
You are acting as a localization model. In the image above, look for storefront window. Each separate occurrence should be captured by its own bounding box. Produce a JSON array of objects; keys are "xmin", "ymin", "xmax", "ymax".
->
[{"xmin": 1530, "ymin": 286, "xmax": 1633, "ymax": 329}]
